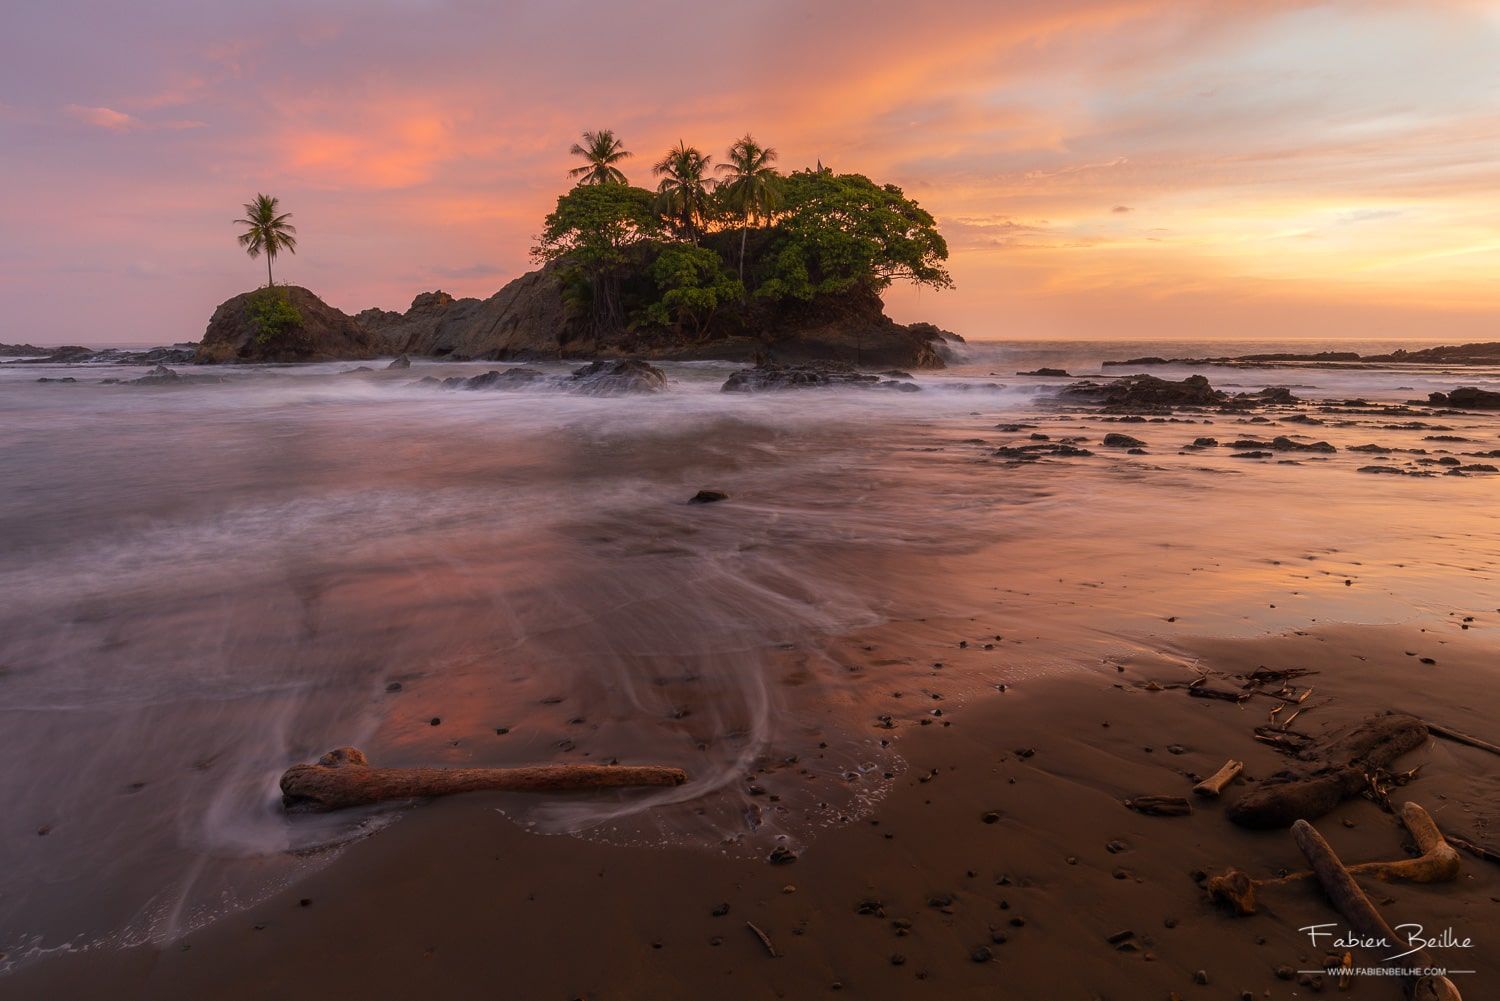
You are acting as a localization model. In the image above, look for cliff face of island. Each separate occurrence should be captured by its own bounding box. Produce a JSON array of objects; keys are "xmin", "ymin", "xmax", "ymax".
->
[{"xmin": 198, "ymin": 262, "xmax": 960, "ymax": 369}]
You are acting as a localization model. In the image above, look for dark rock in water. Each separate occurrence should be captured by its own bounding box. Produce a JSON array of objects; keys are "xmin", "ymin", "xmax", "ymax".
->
[
  {"xmin": 880, "ymin": 369, "xmax": 914, "ymax": 379},
  {"xmin": 1460, "ymin": 464, "xmax": 1499, "ymax": 473},
  {"xmin": 129, "ymin": 365, "xmax": 182, "ymax": 385},
  {"xmin": 1230, "ymin": 451, "xmax": 1271, "ymax": 459},
  {"xmin": 1062, "ymin": 374, "xmax": 1224, "ymax": 409},
  {"xmin": 197, "ymin": 286, "xmax": 389, "ymax": 363},
  {"xmin": 0, "ymin": 342, "xmax": 49, "ymax": 356},
  {"xmin": 1102, "ymin": 356, "xmax": 1169, "ymax": 367},
  {"xmin": 1016, "ymin": 368, "xmax": 1071, "ymax": 377},
  {"xmin": 1349, "ymin": 443, "xmax": 1392, "ymax": 453},
  {"xmin": 460, "ymin": 367, "xmax": 545, "ymax": 390},
  {"xmin": 1127, "ymin": 447, "xmax": 1148, "ymax": 455},
  {"xmin": 1102, "ymin": 433, "xmax": 1146, "ymax": 448},
  {"xmin": 36, "ymin": 376, "xmax": 77, "ymax": 383},
  {"xmin": 342, "ymin": 366, "xmax": 375, "ymax": 374},
  {"xmin": 1236, "ymin": 386, "xmax": 1298, "ymax": 404},
  {"xmin": 1428, "ymin": 386, "xmax": 1500, "ymax": 410},
  {"xmin": 22, "ymin": 345, "xmax": 97, "ymax": 364},
  {"xmin": 1190, "ymin": 437, "xmax": 1218, "ymax": 448},
  {"xmin": 689, "ymin": 490, "xmax": 729, "ymax": 504},
  {"xmin": 386, "ymin": 354, "xmax": 411, "ymax": 370},
  {"xmin": 569, "ymin": 359, "xmax": 667, "ymax": 395},
  {"xmin": 1358, "ymin": 465, "xmax": 1414, "ymax": 475},
  {"xmin": 1270, "ymin": 436, "xmax": 1334, "ymax": 453},
  {"xmin": 721, "ymin": 362, "xmax": 881, "ymax": 393},
  {"xmin": 993, "ymin": 442, "xmax": 1094, "ymax": 462}
]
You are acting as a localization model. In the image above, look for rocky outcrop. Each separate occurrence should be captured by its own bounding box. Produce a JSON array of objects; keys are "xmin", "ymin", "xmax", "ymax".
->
[
  {"xmin": 196, "ymin": 286, "xmax": 388, "ymax": 364},
  {"xmin": 361, "ymin": 270, "xmax": 576, "ymax": 361},
  {"xmin": 1428, "ymin": 387, "xmax": 1500, "ymax": 410},
  {"xmin": 354, "ymin": 264, "xmax": 951, "ymax": 369},
  {"xmin": 720, "ymin": 361, "xmax": 919, "ymax": 393},
  {"xmin": 0, "ymin": 343, "xmax": 48, "ymax": 356},
  {"xmin": 1062, "ymin": 374, "xmax": 1225, "ymax": 408},
  {"xmin": 568, "ymin": 359, "xmax": 667, "ymax": 395}
]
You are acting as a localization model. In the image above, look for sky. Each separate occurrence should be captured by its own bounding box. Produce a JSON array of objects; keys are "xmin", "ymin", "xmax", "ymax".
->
[{"xmin": 3, "ymin": 0, "xmax": 1498, "ymax": 345}]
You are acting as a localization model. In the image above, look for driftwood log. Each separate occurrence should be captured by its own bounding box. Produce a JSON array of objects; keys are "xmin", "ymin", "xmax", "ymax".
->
[
  {"xmin": 1207, "ymin": 801, "xmax": 1459, "ymax": 915},
  {"xmin": 1124, "ymin": 795, "xmax": 1193, "ymax": 816},
  {"xmin": 1193, "ymin": 759, "xmax": 1244, "ymax": 798},
  {"xmin": 1226, "ymin": 712, "xmax": 1426, "ymax": 829},
  {"xmin": 280, "ymin": 746, "xmax": 688, "ymax": 813},
  {"xmin": 1292, "ymin": 817, "xmax": 1463, "ymax": 1001}
]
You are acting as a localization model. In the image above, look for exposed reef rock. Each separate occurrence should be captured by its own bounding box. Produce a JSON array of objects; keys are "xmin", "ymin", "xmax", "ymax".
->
[
  {"xmin": 0, "ymin": 343, "xmax": 48, "ymax": 356},
  {"xmin": 1427, "ymin": 387, "xmax": 1500, "ymax": 410},
  {"xmin": 196, "ymin": 286, "xmax": 386, "ymax": 364},
  {"xmin": 568, "ymin": 359, "xmax": 668, "ymax": 395},
  {"xmin": 720, "ymin": 361, "xmax": 919, "ymax": 393},
  {"xmin": 1062, "ymin": 374, "xmax": 1225, "ymax": 408}
]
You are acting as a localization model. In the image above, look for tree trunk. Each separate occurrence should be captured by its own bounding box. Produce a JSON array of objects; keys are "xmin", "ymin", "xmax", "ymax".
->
[
  {"xmin": 267, "ymin": 253, "xmax": 273, "ymax": 287},
  {"xmin": 738, "ymin": 224, "xmax": 748, "ymax": 288}
]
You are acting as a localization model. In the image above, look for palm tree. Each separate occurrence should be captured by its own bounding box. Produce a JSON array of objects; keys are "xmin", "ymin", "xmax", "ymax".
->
[
  {"xmin": 568, "ymin": 129, "xmax": 632, "ymax": 185},
  {"xmin": 652, "ymin": 141, "xmax": 713, "ymax": 244},
  {"xmin": 234, "ymin": 194, "xmax": 298, "ymax": 286},
  {"xmin": 716, "ymin": 134, "xmax": 782, "ymax": 284}
]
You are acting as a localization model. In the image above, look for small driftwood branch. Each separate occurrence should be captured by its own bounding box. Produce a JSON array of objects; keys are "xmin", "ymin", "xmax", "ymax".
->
[
  {"xmin": 1425, "ymin": 721, "xmax": 1500, "ymax": 758},
  {"xmin": 1124, "ymin": 795, "xmax": 1192, "ymax": 816},
  {"xmin": 1291, "ymin": 816, "xmax": 1462, "ymax": 1001},
  {"xmin": 1193, "ymin": 759, "xmax": 1243, "ymax": 798},
  {"xmin": 1207, "ymin": 801, "xmax": 1459, "ymax": 915},
  {"xmin": 1226, "ymin": 712, "xmax": 1426, "ymax": 829},
  {"xmin": 746, "ymin": 921, "xmax": 778, "ymax": 958},
  {"xmin": 280, "ymin": 746, "xmax": 688, "ymax": 813}
]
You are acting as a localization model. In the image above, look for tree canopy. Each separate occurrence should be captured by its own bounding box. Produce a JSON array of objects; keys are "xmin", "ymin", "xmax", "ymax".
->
[
  {"xmin": 538, "ymin": 131, "xmax": 952, "ymax": 336},
  {"xmin": 755, "ymin": 170, "xmax": 952, "ymax": 302}
]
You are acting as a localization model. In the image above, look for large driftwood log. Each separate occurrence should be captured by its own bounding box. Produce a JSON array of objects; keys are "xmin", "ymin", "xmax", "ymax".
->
[
  {"xmin": 1292, "ymin": 817, "xmax": 1462, "ymax": 1001},
  {"xmin": 1226, "ymin": 712, "xmax": 1426, "ymax": 829},
  {"xmin": 1207, "ymin": 801, "xmax": 1459, "ymax": 914},
  {"xmin": 280, "ymin": 746, "xmax": 688, "ymax": 813}
]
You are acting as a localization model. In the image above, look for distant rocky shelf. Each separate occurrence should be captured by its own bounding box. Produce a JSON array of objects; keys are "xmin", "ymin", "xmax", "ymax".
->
[{"xmin": 1103, "ymin": 342, "xmax": 1500, "ymax": 369}]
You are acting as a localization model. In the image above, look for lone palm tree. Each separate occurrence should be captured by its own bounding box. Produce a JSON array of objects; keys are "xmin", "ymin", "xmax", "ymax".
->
[
  {"xmin": 652, "ymin": 141, "xmax": 713, "ymax": 244},
  {"xmin": 568, "ymin": 129, "xmax": 632, "ymax": 185},
  {"xmin": 716, "ymin": 134, "xmax": 782, "ymax": 285},
  {"xmin": 234, "ymin": 194, "xmax": 298, "ymax": 286}
]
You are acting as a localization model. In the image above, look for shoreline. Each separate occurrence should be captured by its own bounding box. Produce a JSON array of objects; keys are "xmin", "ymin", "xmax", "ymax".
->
[{"xmin": 6, "ymin": 620, "xmax": 1497, "ymax": 999}]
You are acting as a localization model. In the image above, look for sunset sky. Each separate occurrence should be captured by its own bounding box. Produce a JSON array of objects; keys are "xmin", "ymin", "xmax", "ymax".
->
[{"xmin": 4, "ymin": 0, "xmax": 1498, "ymax": 344}]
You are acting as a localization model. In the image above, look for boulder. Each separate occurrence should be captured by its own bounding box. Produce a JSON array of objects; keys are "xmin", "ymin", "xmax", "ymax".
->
[
  {"xmin": 458, "ymin": 367, "xmax": 546, "ymax": 390},
  {"xmin": 129, "ymin": 365, "xmax": 182, "ymax": 385},
  {"xmin": 568, "ymin": 359, "xmax": 667, "ymax": 395},
  {"xmin": 721, "ymin": 362, "xmax": 881, "ymax": 392},
  {"xmin": 386, "ymin": 354, "xmax": 412, "ymax": 370},
  {"xmin": 1102, "ymin": 433, "xmax": 1146, "ymax": 448},
  {"xmin": 197, "ymin": 286, "xmax": 389, "ymax": 363},
  {"xmin": 1017, "ymin": 368, "xmax": 1071, "ymax": 377}
]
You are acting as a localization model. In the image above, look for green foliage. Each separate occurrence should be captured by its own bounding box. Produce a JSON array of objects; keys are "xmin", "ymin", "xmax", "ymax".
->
[
  {"xmin": 532, "ymin": 184, "xmax": 662, "ymax": 270},
  {"xmin": 754, "ymin": 169, "xmax": 951, "ymax": 302},
  {"xmin": 640, "ymin": 245, "xmax": 744, "ymax": 337},
  {"xmin": 247, "ymin": 287, "xmax": 303, "ymax": 346},
  {"xmin": 532, "ymin": 184, "xmax": 662, "ymax": 329},
  {"xmin": 234, "ymin": 193, "xmax": 297, "ymax": 285}
]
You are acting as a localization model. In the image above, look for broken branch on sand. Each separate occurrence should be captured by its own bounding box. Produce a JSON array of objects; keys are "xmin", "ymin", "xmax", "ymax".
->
[
  {"xmin": 1291, "ymin": 816, "xmax": 1463, "ymax": 1001},
  {"xmin": 1207, "ymin": 801, "xmax": 1459, "ymax": 915},
  {"xmin": 1124, "ymin": 795, "xmax": 1192, "ymax": 816},
  {"xmin": 1192, "ymin": 759, "xmax": 1243, "ymax": 798},
  {"xmin": 1226, "ymin": 712, "xmax": 1426, "ymax": 829},
  {"xmin": 279, "ymin": 746, "xmax": 688, "ymax": 813},
  {"xmin": 1424, "ymin": 720, "xmax": 1500, "ymax": 757}
]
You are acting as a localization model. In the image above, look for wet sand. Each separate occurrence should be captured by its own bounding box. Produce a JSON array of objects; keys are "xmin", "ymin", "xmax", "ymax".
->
[
  {"xmin": 8, "ymin": 621, "xmax": 1499, "ymax": 1000},
  {"xmin": 4, "ymin": 348, "xmax": 1500, "ymax": 998}
]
